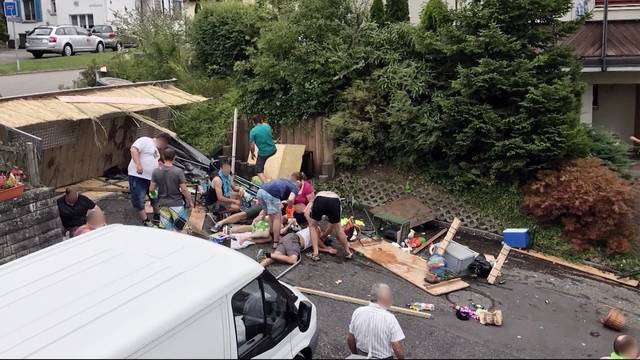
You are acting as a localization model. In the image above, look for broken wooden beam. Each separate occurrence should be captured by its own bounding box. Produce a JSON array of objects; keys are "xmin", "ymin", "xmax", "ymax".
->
[
  {"xmin": 435, "ymin": 217, "xmax": 461, "ymax": 256},
  {"xmin": 412, "ymin": 228, "xmax": 447, "ymax": 255},
  {"xmin": 73, "ymin": 186, "xmax": 130, "ymax": 193},
  {"xmin": 296, "ymin": 287, "xmax": 432, "ymax": 319},
  {"xmin": 488, "ymin": 244, "xmax": 511, "ymax": 285}
]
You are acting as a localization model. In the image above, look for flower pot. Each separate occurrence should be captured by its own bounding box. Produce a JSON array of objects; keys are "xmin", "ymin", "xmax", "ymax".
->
[{"xmin": 0, "ymin": 184, "xmax": 25, "ymax": 202}]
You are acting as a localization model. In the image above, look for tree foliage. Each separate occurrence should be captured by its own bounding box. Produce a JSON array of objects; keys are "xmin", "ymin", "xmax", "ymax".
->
[
  {"xmin": 370, "ymin": 0, "xmax": 385, "ymax": 26},
  {"xmin": 523, "ymin": 158, "xmax": 634, "ymax": 255},
  {"xmin": 419, "ymin": 0, "xmax": 450, "ymax": 32},
  {"xmin": 190, "ymin": 1, "xmax": 261, "ymax": 75},
  {"xmin": 385, "ymin": 0, "xmax": 410, "ymax": 23}
]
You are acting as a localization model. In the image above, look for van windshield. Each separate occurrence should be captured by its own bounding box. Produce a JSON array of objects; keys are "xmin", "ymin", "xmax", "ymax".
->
[{"xmin": 32, "ymin": 28, "xmax": 53, "ymax": 36}]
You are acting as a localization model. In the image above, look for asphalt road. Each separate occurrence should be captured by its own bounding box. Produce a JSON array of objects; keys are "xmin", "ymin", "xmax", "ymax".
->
[
  {"xmin": 0, "ymin": 69, "xmax": 82, "ymax": 97},
  {"xmin": 98, "ymin": 196, "xmax": 640, "ymax": 359}
]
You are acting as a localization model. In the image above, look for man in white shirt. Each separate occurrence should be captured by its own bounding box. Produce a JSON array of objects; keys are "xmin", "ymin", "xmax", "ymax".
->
[
  {"xmin": 347, "ymin": 284, "xmax": 405, "ymax": 359},
  {"xmin": 127, "ymin": 133, "xmax": 171, "ymax": 226}
]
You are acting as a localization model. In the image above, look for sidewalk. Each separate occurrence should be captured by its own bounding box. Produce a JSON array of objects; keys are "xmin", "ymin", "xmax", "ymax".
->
[{"xmin": 0, "ymin": 69, "xmax": 82, "ymax": 97}]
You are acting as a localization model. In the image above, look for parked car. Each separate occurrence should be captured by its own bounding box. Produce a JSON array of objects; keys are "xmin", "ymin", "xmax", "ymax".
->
[
  {"xmin": 0, "ymin": 224, "xmax": 318, "ymax": 359},
  {"xmin": 91, "ymin": 25, "xmax": 122, "ymax": 51},
  {"xmin": 26, "ymin": 25, "xmax": 105, "ymax": 58}
]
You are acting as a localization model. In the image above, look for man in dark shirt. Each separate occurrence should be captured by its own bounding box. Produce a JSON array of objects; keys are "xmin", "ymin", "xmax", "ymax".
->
[
  {"xmin": 150, "ymin": 148, "xmax": 193, "ymax": 232},
  {"xmin": 57, "ymin": 188, "xmax": 98, "ymax": 236}
]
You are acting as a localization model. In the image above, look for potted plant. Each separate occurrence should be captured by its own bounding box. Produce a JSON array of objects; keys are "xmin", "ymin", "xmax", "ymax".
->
[{"xmin": 0, "ymin": 166, "xmax": 26, "ymax": 202}]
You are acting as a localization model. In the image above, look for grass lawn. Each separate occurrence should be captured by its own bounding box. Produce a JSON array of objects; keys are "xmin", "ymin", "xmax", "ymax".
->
[{"xmin": 0, "ymin": 52, "xmax": 115, "ymax": 75}]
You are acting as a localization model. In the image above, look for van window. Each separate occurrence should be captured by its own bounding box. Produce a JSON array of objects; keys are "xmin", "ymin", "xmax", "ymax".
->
[{"xmin": 232, "ymin": 272, "xmax": 293, "ymax": 358}]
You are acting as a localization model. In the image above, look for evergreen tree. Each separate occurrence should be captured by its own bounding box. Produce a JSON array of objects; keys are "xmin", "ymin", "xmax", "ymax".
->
[
  {"xmin": 419, "ymin": 0, "xmax": 450, "ymax": 32},
  {"xmin": 370, "ymin": 0, "xmax": 385, "ymax": 26},
  {"xmin": 385, "ymin": 0, "xmax": 409, "ymax": 23}
]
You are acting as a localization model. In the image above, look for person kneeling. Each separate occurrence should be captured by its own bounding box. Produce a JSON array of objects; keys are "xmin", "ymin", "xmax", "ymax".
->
[{"xmin": 258, "ymin": 226, "xmax": 336, "ymax": 267}]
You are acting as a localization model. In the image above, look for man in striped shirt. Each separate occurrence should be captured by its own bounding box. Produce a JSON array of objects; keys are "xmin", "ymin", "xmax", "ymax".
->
[{"xmin": 347, "ymin": 284, "xmax": 405, "ymax": 359}]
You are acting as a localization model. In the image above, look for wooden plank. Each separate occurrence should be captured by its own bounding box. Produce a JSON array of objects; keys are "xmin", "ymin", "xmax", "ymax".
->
[
  {"xmin": 58, "ymin": 95, "xmax": 163, "ymax": 106},
  {"xmin": 350, "ymin": 237, "xmax": 468, "ymax": 295},
  {"xmin": 436, "ymin": 217, "xmax": 461, "ymax": 256},
  {"xmin": 188, "ymin": 205, "xmax": 207, "ymax": 232},
  {"xmin": 296, "ymin": 287, "xmax": 432, "ymax": 319},
  {"xmin": 412, "ymin": 228, "xmax": 447, "ymax": 255},
  {"xmin": 71, "ymin": 186, "xmax": 130, "ymax": 193},
  {"xmin": 512, "ymin": 249, "xmax": 639, "ymax": 287},
  {"xmin": 423, "ymin": 278, "xmax": 470, "ymax": 296},
  {"xmin": 487, "ymin": 244, "xmax": 511, "ymax": 285},
  {"xmin": 371, "ymin": 197, "xmax": 436, "ymax": 229}
]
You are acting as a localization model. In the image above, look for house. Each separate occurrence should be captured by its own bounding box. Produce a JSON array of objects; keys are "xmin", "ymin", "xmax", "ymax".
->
[{"xmin": 5, "ymin": 0, "xmax": 137, "ymax": 46}]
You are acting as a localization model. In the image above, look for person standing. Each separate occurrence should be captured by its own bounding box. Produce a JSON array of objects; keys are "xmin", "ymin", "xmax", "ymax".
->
[
  {"xmin": 248, "ymin": 115, "xmax": 277, "ymax": 184},
  {"xmin": 255, "ymin": 178, "xmax": 301, "ymax": 247},
  {"xmin": 305, "ymin": 190, "xmax": 353, "ymax": 261},
  {"xmin": 128, "ymin": 132, "xmax": 171, "ymax": 226},
  {"xmin": 347, "ymin": 284, "xmax": 405, "ymax": 360},
  {"xmin": 57, "ymin": 188, "xmax": 99, "ymax": 236},
  {"xmin": 150, "ymin": 148, "xmax": 194, "ymax": 232}
]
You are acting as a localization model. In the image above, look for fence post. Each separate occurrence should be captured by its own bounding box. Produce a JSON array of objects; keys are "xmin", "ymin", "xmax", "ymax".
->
[{"xmin": 25, "ymin": 142, "xmax": 41, "ymax": 187}]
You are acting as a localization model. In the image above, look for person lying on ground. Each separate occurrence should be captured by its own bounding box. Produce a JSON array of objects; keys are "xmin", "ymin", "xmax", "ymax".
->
[
  {"xmin": 290, "ymin": 171, "xmax": 314, "ymax": 225},
  {"xmin": 150, "ymin": 148, "xmax": 194, "ymax": 233},
  {"xmin": 210, "ymin": 204, "xmax": 262, "ymax": 232},
  {"xmin": 305, "ymin": 190, "xmax": 354, "ymax": 261},
  {"xmin": 57, "ymin": 188, "xmax": 100, "ymax": 236},
  {"xmin": 256, "ymin": 178, "xmax": 301, "ymax": 248},
  {"xmin": 257, "ymin": 225, "xmax": 337, "ymax": 267},
  {"xmin": 128, "ymin": 132, "xmax": 171, "ymax": 226},
  {"xmin": 347, "ymin": 283, "xmax": 405, "ymax": 360},
  {"xmin": 227, "ymin": 214, "xmax": 273, "ymax": 248},
  {"xmin": 210, "ymin": 162, "xmax": 244, "ymax": 215},
  {"xmin": 73, "ymin": 208, "xmax": 107, "ymax": 237},
  {"xmin": 608, "ymin": 335, "xmax": 639, "ymax": 359},
  {"xmin": 249, "ymin": 114, "xmax": 277, "ymax": 184}
]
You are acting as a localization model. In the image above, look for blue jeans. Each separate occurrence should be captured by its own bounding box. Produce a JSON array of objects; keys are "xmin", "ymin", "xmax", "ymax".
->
[{"xmin": 129, "ymin": 175, "xmax": 157, "ymax": 211}]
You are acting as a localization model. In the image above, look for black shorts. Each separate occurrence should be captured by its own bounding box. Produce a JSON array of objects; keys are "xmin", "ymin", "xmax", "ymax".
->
[
  {"xmin": 310, "ymin": 196, "xmax": 341, "ymax": 224},
  {"xmin": 255, "ymin": 150, "xmax": 276, "ymax": 174}
]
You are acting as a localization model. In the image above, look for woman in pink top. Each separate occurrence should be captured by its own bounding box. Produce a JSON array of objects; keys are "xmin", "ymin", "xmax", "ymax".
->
[{"xmin": 290, "ymin": 172, "xmax": 314, "ymax": 221}]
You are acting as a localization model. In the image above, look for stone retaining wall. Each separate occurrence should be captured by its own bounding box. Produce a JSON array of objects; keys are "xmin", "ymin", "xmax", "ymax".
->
[
  {"xmin": 0, "ymin": 188, "xmax": 64, "ymax": 265},
  {"xmin": 329, "ymin": 174, "xmax": 503, "ymax": 236}
]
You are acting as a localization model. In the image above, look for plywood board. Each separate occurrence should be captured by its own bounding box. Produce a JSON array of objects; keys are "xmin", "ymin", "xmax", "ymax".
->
[
  {"xmin": 371, "ymin": 197, "xmax": 435, "ymax": 228},
  {"xmin": 56, "ymin": 178, "xmax": 131, "ymax": 202},
  {"xmin": 351, "ymin": 237, "xmax": 469, "ymax": 295},
  {"xmin": 247, "ymin": 144, "xmax": 306, "ymax": 180},
  {"xmin": 189, "ymin": 205, "xmax": 207, "ymax": 232},
  {"xmin": 57, "ymin": 95, "xmax": 163, "ymax": 106},
  {"xmin": 512, "ymin": 249, "xmax": 639, "ymax": 287}
]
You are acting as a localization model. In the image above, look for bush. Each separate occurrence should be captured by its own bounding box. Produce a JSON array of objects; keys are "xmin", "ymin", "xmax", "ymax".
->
[
  {"xmin": 583, "ymin": 125, "xmax": 630, "ymax": 174},
  {"xmin": 386, "ymin": 0, "xmax": 410, "ymax": 23},
  {"xmin": 522, "ymin": 158, "xmax": 635, "ymax": 255},
  {"xmin": 190, "ymin": 1, "xmax": 261, "ymax": 75},
  {"xmin": 370, "ymin": 0, "xmax": 385, "ymax": 26}
]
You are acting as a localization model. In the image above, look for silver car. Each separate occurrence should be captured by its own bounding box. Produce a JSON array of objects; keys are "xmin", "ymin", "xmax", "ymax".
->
[{"xmin": 26, "ymin": 25, "xmax": 105, "ymax": 58}]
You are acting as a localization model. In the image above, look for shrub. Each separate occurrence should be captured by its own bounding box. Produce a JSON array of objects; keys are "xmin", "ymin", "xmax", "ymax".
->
[
  {"xmin": 370, "ymin": 0, "xmax": 385, "ymax": 26},
  {"xmin": 522, "ymin": 158, "xmax": 635, "ymax": 255},
  {"xmin": 419, "ymin": 0, "xmax": 450, "ymax": 32},
  {"xmin": 582, "ymin": 125, "xmax": 630, "ymax": 174},
  {"xmin": 385, "ymin": 0, "xmax": 410, "ymax": 23},
  {"xmin": 190, "ymin": 1, "xmax": 261, "ymax": 75}
]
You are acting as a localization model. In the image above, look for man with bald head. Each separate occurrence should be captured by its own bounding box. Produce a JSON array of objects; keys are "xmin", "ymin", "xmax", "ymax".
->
[
  {"xmin": 610, "ymin": 335, "xmax": 638, "ymax": 359},
  {"xmin": 347, "ymin": 283, "xmax": 405, "ymax": 359},
  {"xmin": 73, "ymin": 208, "xmax": 107, "ymax": 237}
]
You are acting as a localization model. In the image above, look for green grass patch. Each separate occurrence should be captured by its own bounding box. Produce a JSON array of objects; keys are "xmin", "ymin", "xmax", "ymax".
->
[{"xmin": 0, "ymin": 52, "xmax": 115, "ymax": 75}]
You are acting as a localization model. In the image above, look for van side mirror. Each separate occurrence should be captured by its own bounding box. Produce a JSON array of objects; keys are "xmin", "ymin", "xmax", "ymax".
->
[{"xmin": 297, "ymin": 300, "xmax": 312, "ymax": 332}]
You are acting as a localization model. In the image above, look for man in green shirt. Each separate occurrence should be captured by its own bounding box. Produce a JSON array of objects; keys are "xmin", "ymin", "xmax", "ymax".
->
[{"xmin": 249, "ymin": 114, "xmax": 277, "ymax": 184}]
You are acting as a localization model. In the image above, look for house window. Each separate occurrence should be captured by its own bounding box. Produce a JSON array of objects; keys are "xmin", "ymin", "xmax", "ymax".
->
[
  {"xmin": 23, "ymin": 0, "xmax": 37, "ymax": 21},
  {"xmin": 70, "ymin": 14, "xmax": 95, "ymax": 28},
  {"xmin": 51, "ymin": 0, "xmax": 57, "ymax": 14},
  {"xmin": 593, "ymin": 84, "xmax": 599, "ymax": 109}
]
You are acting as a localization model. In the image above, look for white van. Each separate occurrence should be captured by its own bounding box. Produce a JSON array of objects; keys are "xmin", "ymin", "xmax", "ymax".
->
[{"xmin": 0, "ymin": 225, "xmax": 318, "ymax": 359}]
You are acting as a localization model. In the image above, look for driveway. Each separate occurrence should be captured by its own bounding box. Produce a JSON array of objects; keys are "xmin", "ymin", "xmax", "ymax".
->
[
  {"xmin": 97, "ymin": 196, "xmax": 640, "ymax": 359},
  {"xmin": 0, "ymin": 69, "xmax": 82, "ymax": 97}
]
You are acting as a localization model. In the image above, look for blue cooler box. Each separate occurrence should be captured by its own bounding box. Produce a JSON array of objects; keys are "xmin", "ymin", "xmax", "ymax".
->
[{"xmin": 502, "ymin": 228, "xmax": 530, "ymax": 248}]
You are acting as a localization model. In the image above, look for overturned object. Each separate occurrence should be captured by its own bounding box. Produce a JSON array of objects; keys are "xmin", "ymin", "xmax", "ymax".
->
[
  {"xmin": 601, "ymin": 307, "xmax": 625, "ymax": 331},
  {"xmin": 477, "ymin": 309, "xmax": 503, "ymax": 326}
]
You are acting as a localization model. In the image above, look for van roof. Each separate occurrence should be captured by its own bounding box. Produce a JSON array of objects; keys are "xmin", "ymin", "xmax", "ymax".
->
[{"xmin": 0, "ymin": 225, "xmax": 263, "ymax": 358}]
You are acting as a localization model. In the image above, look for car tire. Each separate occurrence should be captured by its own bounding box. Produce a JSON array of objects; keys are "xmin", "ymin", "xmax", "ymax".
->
[
  {"xmin": 63, "ymin": 44, "xmax": 73, "ymax": 57},
  {"xmin": 114, "ymin": 42, "xmax": 123, "ymax": 52},
  {"xmin": 96, "ymin": 42, "xmax": 104, "ymax": 53},
  {"xmin": 32, "ymin": 52, "xmax": 43, "ymax": 59},
  {"xmin": 294, "ymin": 349, "xmax": 311, "ymax": 360}
]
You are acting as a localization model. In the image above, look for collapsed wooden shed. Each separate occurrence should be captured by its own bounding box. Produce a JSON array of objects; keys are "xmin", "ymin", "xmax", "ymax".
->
[{"xmin": 0, "ymin": 80, "xmax": 206, "ymax": 188}]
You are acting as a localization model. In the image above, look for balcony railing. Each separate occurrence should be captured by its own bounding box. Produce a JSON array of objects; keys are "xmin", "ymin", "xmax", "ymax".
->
[{"xmin": 595, "ymin": 0, "xmax": 640, "ymax": 6}]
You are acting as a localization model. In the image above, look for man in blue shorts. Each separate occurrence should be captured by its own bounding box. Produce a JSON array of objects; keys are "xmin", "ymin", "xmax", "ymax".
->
[{"xmin": 256, "ymin": 178, "xmax": 301, "ymax": 247}]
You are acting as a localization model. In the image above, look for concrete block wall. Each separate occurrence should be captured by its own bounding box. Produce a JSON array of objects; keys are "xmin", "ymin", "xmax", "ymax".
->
[{"xmin": 0, "ymin": 188, "xmax": 64, "ymax": 265}]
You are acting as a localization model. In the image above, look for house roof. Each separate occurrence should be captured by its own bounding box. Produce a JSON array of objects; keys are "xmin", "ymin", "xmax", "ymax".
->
[
  {"xmin": 562, "ymin": 20, "xmax": 640, "ymax": 65},
  {"xmin": 0, "ymin": 80, "xmax": 207, "ymax": 129}
]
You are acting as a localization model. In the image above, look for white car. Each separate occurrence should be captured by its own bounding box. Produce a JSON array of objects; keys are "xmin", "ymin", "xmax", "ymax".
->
[
  {"xmin": 26, "ymin": 25, "xmax": 105, "ymax": 58},
  {"xmin": 0, "ymin": 225, "xmax": 318, "ymax": 359}
]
